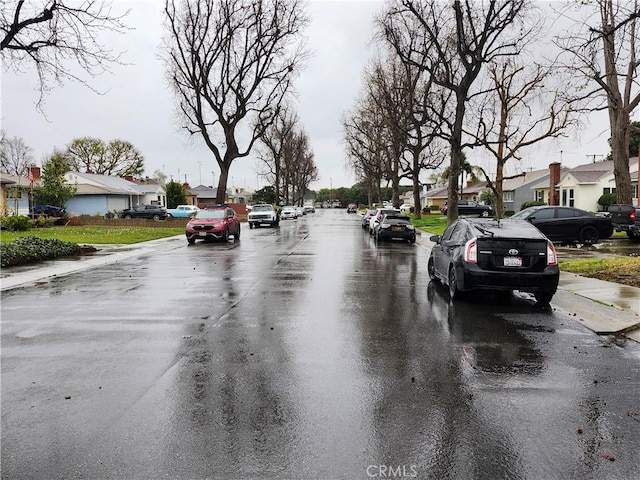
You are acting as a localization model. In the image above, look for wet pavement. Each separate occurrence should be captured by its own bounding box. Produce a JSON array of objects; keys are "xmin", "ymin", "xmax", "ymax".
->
[{"xmin": 2, "ymin": 210, "xmax": 640, "ymax": 479}]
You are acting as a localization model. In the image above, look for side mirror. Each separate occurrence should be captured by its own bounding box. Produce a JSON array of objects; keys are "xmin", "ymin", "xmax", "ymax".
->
[{"xmin": 430, "ymin": 235, "xmax": 441, "ymax": 244}]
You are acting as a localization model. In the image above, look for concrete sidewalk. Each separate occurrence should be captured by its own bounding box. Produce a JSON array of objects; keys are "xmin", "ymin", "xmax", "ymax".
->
[{"xmin": 2, "ymin": 234, "xmax": 639, "ymax": 342}]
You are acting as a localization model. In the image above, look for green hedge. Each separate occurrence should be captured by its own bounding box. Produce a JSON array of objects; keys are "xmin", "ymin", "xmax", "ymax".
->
[{"xmin": 0, "ymin": 236, "xmax": 82, "ymax": 268}]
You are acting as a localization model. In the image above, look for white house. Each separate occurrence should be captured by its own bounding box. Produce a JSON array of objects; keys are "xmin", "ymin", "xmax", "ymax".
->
[{"xmin": 555, "ymin": 158, "xmax": 638, "ymax": 211}]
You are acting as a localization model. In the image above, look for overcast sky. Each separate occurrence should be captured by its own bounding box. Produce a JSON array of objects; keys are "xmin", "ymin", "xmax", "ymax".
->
[{"xmin": 0, "ymin": 0, "xmax": 623, "ymax": 191}]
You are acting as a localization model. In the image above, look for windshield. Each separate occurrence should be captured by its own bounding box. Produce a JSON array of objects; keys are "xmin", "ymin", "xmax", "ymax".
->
[
  {"xmin": 196, "ymin": 210, "xmax": 225, "ymax": 219},
  {"xmin": 509, "ymin": 208, "xmax": 535, "ymax": 220},
  {"xmin": 252, "ymin": 205, "xmax": 272, "ymax": 212}
]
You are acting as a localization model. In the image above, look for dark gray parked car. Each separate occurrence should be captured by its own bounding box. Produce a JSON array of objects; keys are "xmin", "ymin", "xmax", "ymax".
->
[{"xmin": 120, "ymin": 205, "xmax": 168, "ymax": 221}]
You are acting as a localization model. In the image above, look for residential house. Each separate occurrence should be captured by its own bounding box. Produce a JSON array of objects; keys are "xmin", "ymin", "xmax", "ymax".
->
[
  {"xmin": 553, "ymin": 158, "xmax": 639, "ymax": 212},
  {"xmin": 0, "ymin": 173, "xmax": 32, "ymax": 216},
  {"xmin": 191, "ymin": 185, "xmax": 218, "ymax": 207},
  {"xmin": 64, "ymin": 172, "xmax": 166, "ymax": 216},
  {"xmin": 502, "ymin": 167, "xmax": 568, "ymax": 213},
  {"xmin": 422, "ymin": 185, "xmax": 448, "ymax": 209},
  {"xmin": 226, "ymin": 186, "xmax": 253, "ymax": 204}
]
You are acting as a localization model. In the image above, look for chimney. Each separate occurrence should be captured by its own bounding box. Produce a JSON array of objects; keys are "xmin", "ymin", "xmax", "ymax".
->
[
  {"xmin": 28, "ymin": 164, "xmax": 41, "ymax": 181},
  {"xmin": 549, "ymin": 162, "xmax": 561, "ymax": 206}
]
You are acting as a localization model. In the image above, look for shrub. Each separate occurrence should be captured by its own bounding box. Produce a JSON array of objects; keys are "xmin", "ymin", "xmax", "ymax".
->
[
  {"xmin": 520, "ymin": 201, "xmax": 546, "ymax": 210},
  {"xmin": 0, "ymin": 236, "xmax": 82, "ymax": 268},
  {"xmin": 597, "ymin": 193, "xmax": 618, "ymax": 211},
  {"xmin": 0, "ymin": 215, "xmax": 33, "ymax": 231}
]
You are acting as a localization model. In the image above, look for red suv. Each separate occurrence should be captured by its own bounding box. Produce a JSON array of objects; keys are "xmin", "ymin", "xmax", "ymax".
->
[{"xmin": 186, "ymin": 205, "xmax": 241, "ymax": 244}]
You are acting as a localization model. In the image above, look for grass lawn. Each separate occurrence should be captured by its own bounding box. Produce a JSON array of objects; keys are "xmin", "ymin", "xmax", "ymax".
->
[{"xmin": 0, "ymin": 226, "xmax": 185, "ymax": 244}]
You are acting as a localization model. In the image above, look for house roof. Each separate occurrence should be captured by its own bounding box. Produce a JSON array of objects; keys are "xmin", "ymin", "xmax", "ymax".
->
[
  {"xmin": 66, "ymin": 172, "xmax": 140, "ymax": 194},
  {"xmin": 0, "ymin": 173, "xmax": 31, "ymax": 186},
  {"xmin": 502, "ymin": 168, "xmax": 551, "ymax": 191},
  {"xmin": 191, "ymin": 185, "xmax": 218, "ymax": 195},
  {"xmin": 462, "ymin": 181, "xmax": 488, "ymax": 194},
  {"xmin": 559, "ymin": 157, "xmax": 638, "ymax": 184},
  {"xmin": 424, "ymin": 185, "xmax": 448, "ymax": 198}
]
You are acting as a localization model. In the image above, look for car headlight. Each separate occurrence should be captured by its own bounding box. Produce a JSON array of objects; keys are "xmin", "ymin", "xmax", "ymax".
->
[
  {"xmin": 406, "ymin": 224, "xmax": 415, "ymax": 230},
  {"xmin": 381, "ymin": 223, "xmax": 390, "ymax": 228}
]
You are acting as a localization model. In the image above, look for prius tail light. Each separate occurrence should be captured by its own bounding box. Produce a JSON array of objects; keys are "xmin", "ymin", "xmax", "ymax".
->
[
  {"xmin": 464, "ymin": 238, "xmax": 478, "ymax": 263},
  {"xmin": 547, "ymin": 241, "xmax": 558, "ymax": 266}
]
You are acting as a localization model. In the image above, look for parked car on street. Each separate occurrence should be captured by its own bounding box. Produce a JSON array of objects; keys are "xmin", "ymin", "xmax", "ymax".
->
[
  {"xmin": 248, "ymin": 204, "xmax": 279, "ymax": 228},
  {"xmin": 166, "ymin": 205, "xmax": 200, "ymax": 218},
  {"xmin": 509, "ymin": 206, "xmax": 613, "ymax": 245},
  {"xmin": 120, "ymin": 205, "xmax": 167, "ymax": 221},
  {"xmin": 374, "ymin": 213, "xmax": 416, "ymax": 243},
  {"xmin": 440, "ymin": 200, "xmax": 493, "ymax": 217},
  {"xmin": 361, "ymin": 209, "xmax": 378, "ymax": 229},
  {"xmin": 608, "ymin": 204, "xmax": 640, "ymax": 242},
  {"xmin": 347, "ymin": 203, "xmax": 358, "ymax": 213},
  {"xmin": 303, "ymin": 205, "xmax": 315, "ymax": 213},
  {"xmin": 428, "ymin": 218, "xmax": 559, "ymax": 303},
  {"xmin": 280, "ymin": 206, "xmax": 298, "ymax": 220},
  {"xmin": 400, "ymin": 203, "xmax": 413, "ymax": 213},
  {"xmin": 369, "ymin": 208, "xmax": 401, "ymax": 234},
  {"xmin": 185, "ymin": 205, "xmax": 240, "ymax": 244}
]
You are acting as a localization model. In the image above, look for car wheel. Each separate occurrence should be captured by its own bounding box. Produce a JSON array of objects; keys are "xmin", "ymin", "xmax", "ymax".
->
[
  {"xmin": 409, "ymin": 236, "xmax": 416, "ymax": 244},
  {"xmin": 249, "ymin": 223, "xmax": 254, "ymax": 229},
  {"xmin": 627, "ymin": 231, "xmax": 640, "ymax": 243},
  {"xmin": 222, "ymin": 228, "xmax": 229, "ymax": 242},
  {"xmin": 534, "ymin": 291, "xmax": 554, "ymax": 304},
  {"xmin": 235, "ymin": 225, "xmax": 240, "ymax": 240},
  {"xmin": 152, "ymin": 214, "xmax": 161, "ymax": 221},
  {"xmin": 480, "ymin": 210, "xmax": 490, "ymax": 218},
  {"xmin": 124, "ymin": 214, "xmax": 132, "ymax": 219},
  {"xmin": 448, "ymin": 267, "xmax": 463, "ymax": 300},
  {"xmin": 427, "ymin": 257, "xmax": 438, "ymax": 282},
  {"xmin": 579, "ymin": 225, "xmax": 599, "ymax": 244},
  {"xmin": 187, "ymin": 237, "xmax": 195, "ymax": 245}
]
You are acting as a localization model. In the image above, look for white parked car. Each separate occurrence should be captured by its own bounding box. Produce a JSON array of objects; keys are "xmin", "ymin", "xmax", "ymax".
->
[
  {"xmin": 281, "ymin": 206, "xmax": 298, "ymax": 219},
  {"xmin": 400, "ymin": 204, "xmax": 413, "ymax": 213},
  {"xmin": 248, "ymin": 204, "xmax": 279, "ymax": 228}
]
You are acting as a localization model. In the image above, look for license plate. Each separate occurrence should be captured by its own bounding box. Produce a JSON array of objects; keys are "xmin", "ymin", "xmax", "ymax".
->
[
  {"xmin": 199, "ymin": 232, "xmax": 207, "ymax": 237},
  {"xmin": 504, "ymin": 256, "xmax": 522, "ymax": 267}
]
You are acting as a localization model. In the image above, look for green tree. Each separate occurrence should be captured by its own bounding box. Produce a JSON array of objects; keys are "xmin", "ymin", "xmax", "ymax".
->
[
  {"xmin": 166, "ymin": 181, "xmax": 187, "ymax": 208},
  {"xmin": 33, "ymin": 151, "xmax": 76, "ymax": 207},
  {"xmin": 65, "ymin": 137, "xmax": 145, "ymax": 176},
  {"xmin": 253, "ymin": 186, "xmax": 276, "ymax": 204}
]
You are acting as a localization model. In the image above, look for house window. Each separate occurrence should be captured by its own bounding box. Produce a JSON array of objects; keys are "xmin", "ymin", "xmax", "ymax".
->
[
  {"xmin": 633, "ymin": 184, "xmax": 638, "ymax": 199},
  {"xmin": 568, "ymin": 188, "xmax": 574, "ymax": 207},
  {"xmin": 561, "ymin": 188, "xmax": 574, "ymax": 207},
  {"xmin": 603, "ymin": 187, "xmax": 616, "ymax": 195},
  {"xmin": 534, "ymin": 190, "xmax": 544, "ymax": 203},
  {"xmin": 503, "ymin": 191, "xmax": 514, "ymax": 202}
]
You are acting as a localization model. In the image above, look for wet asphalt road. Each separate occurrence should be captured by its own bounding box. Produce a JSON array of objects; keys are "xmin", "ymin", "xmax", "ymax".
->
[{"xmin": 2, "ymin": 209, "xmax": 640, "ymax": 480}]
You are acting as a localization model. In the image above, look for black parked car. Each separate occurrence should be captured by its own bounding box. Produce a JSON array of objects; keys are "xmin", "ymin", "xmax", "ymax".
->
[
  {"xmin": 440, "ymin": 200, "xmax": 493, "ymax": 217},
  {"xmin": 428, "ymin": 218, "xmax": 560, "ymax": 303},
  {"xmin": 120, "ymin": 205, "xmax": 168, "ymax": 221},
  {"xmin": 374, "ymin": 214, "xmax": 416, "ymax": 243},
  {"xmin": 30, "ymin": 205, "xmax": 66, "ymax": 217},
  {"xmin": 509, "ymin": 206, "xmax": 613, "ymax": 245}
]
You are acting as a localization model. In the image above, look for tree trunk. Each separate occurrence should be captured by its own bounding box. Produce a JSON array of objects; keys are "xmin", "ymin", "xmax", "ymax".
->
[
  {"xmin": 412, "ymin": 150, "xmax": 422, "ymax": 220},
  {"xmin": 216, "ymin": 167, "xmax": 229, "ymax": 204},
  {"xmin": 610, "ymin": 109, "xmax": 633, "ymax": 204}
]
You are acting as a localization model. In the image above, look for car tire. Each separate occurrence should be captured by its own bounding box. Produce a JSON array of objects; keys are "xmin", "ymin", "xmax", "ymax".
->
[
  {"xmin": 152, "ymin": 214, "xmax": 161, "ymax": 221},
  {"xmin": 427, "ymin": 257, "xmax": 438, "ymax": 282},
  {"xmin": 222, "ymin": 228, "xmax": 229, "ymax": 242},
  {"xmin": 627, "ymin": 231, "xmax": 640, "ymax": 243},
  {"xmin": 235, "ymin": 225, "xmax": 240, "ymax": 240},
  {"xmin": 123, "ymin": 214, "xmax": 132, "ymax": 219},
  {"xmin": 249, "ymin": 223, "xmax": 254, "ymax": 229},
  {"xmin": 409, "ymin": 236, "xmax": 416, "ymax": 244},
  {"xmin": 448, "ymin": 267, "xmax": 463, "ymax": 300},
  {"xmin": 187, "ymin": 237, "xmax": 195, "ymax": 245},
  {"xmin": 480, "ymin": 210, "xmax": 490, "ymax": 218},
  {"xmin": 534, "ymin": 291, "xmax": 554, "ymax": 304},
  {"xmin": 579, "ymin": 225, "xmax": 599, "ymax": 245}
]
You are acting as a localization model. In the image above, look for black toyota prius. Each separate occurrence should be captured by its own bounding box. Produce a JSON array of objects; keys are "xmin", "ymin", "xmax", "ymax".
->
[{"xmin": 427, "ymin": 218, "xmax": 560, "ymax": 304}]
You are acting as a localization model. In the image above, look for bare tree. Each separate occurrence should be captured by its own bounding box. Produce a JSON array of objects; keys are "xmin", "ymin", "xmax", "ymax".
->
[
  {"xmin": 382, "ymin": 0, "xmax": 537, "ymax": 223},
  {"xmin": 162, "ymin": 0, "xmax": 309, "ymax": 204},
  {"xmin": 65, "ymin": 137, "xmax": 144, "ymax": 177},
  {"xmin": 256, "ymin": 105, "xmax": 298, "ymax": 204},
  {"xmin": 282, "ymin": 129, "xmax": 317, "ymax": 205},
  {"xmin": 1, "ymin": 1, "xmax": 129, "ymax": 107},
  {"xmin": 554, "ymin": 0, "xmax": 640, "ymax": 204},
  {"xmin": 0, "ymin": 130, "xmax": 33, "ymax": 176},
  {"xmin": 468, "ymin": 58, "xmax": 581, "ymax": 217}
]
